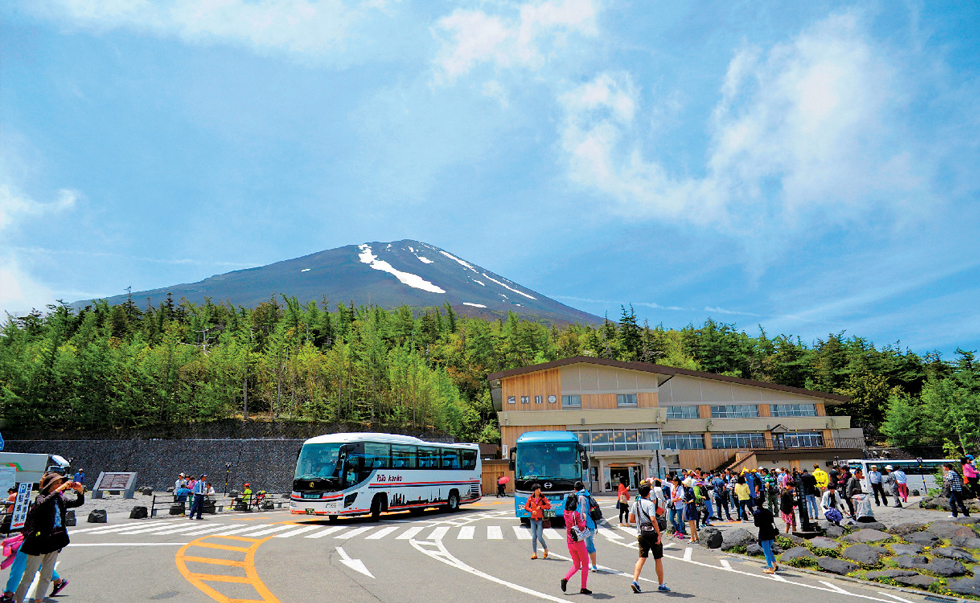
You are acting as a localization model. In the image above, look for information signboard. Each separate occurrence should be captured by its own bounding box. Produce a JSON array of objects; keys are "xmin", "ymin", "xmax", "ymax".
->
[
  {"xmin": 92, "ymin": 471, "xmax": 139, "ymax": 499},
  {"xmin": 11, "ymin": 482, "xmax": 32, "ymax": 530}
]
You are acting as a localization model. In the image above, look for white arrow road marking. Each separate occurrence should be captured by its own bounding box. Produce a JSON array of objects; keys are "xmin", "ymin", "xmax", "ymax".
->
[
  {"xmin": 683, "ymin": 547, "xmax": 693, "ymax": 561},
  {"xmin": 877, "ymin": 592, "xmax": 915, "ymax": 603},
  {"xmin": 720, "ymin": 559, "xmax": 733, "ymax": 570},
  {"xmin": 820, "ymin": 580, "xmax": 850, "ymax": 594},
  {"xmin": 410, "ymin": 539, "xmax": 565, "ymax": 602},
  {"xmin": 336, "ymin": 546, "xmax": 375, "ymax": 579}
]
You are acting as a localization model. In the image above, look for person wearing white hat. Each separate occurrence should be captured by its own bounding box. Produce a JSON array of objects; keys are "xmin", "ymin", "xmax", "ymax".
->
[{"xmin": 882, "ymin": 467, "xmax": 902, "ymax": 508}]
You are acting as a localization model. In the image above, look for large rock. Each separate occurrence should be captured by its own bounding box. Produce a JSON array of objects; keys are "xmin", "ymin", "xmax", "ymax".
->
[
  {"xmin": 898, "ymin": 556, "xmax": 968, "ymax": 577},
  {"xmin": 950, "ymin": 535, "xmax": 980, "ymax": 549},
  {"xmin": 890, "ymin": 544, "xmax": 924, "ymax": 556},
  {"xmin": 699, "ymin": 527, "xmax": 723, "ymax": 549},
  {"xmin": 854, "ymin": 520, "xmax": 888, "ymax": 532},
  {"xmin": 927, "ymin": 522, "xmax": 976, "ymax": 539},
  {"xmin": 932, "ymin": 547, "xmax": 978, "ymax": 562},
  {"xmin": 842, "ymin": 544, "xmax": 887, "ymax": 565},
  {"xmin": 866, "ymin": 569, "xmax": 918, "ymax": 580},
  {"xmin": 720, "ymin": 528, "xmax": 756, "ymax": 551},
  {"xmin": 843, "ymin": 529, "xmax": 892, "ymax": 543},
  {"xmin": 781, "ymin": 547, "xmax": 817, "ymax": 562},
  {"xmin": 817, "ymin": 557, "xmax": 858, "ymax": 575},
  {"xmin": 808, "ymin": 537, "xmax": 840, "ymax": 550},
  {"xmin": 948, "ymin": 575, "xmax": 980, "ymax": 597},
  {"xmin": 903, "ymin": 532, "xmax": 939, "ymax": 546},
  {"xmin": 888, "ymin": 522, "xmax": 926, "ymax": 537},
  {"xmin": 746, "ymin": 542, "xmax": 783, "ymax": 556},
  {"xmin": 919, "ymin": 496, "xmax": 950, "ymax": 511},
  {"xmin": 895, "ymin": 555, "xmax": 928, "ymax": 569},
  {"xmin": 893, "ymin": 574, "xmax": 937, "ymax": 588},
  {"xmin": 823, "ymin": 525, "xmax": 846, "ymax": 539},
  {"xmin": 953, "ymin": 516, "xmax": 980, "ymax": 525}
]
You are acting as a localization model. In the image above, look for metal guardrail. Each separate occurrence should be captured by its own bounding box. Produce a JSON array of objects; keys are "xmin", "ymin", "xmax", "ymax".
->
[
  {"xmin": 729, "ymin": 437, "xmax": 866, "ymax": 452},
  {"xmin": 148, "ymin": 493, "xmax": 290, "ymax": 517}
]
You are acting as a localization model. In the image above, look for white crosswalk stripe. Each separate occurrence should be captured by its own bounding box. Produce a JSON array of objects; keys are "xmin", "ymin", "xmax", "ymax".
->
[
  {"xmin": 335, "ymin": 526, "xmax": 374, "ymax": 540},
  {"xmin": 543, "ymin": 528, "xmax": 562, "ymax": 540},
  {"xmin": 457, "ymin": 526, "xmax": 475, "ymax": 539},
  {"xmin": 275, "ymin": 525, "xmax": 322, "ymax": 538},
  {"xmin": 366, "ymin": 526, "xmax": 400, "ymax": 540},
  {"xmin": 180, "ymin": 524, "xmax": 234, "ymax": 537},
  {"xmin": 487, "ymin": 525, "xmax": 503, "ymax": 539},
  {"xmin": 306, "ymin": 526, "xmax": 346, "ymax": 539},
  {"xmin": 396, "ymin": 526, "xmax": 425, "ymax": 540},
  {"xmin": 215, "ymin": 524, "xmax": 275, "ymax": 537},
  {"xmin": 244, "ymin": 524, "xmax": 297, "ymax": 537},
  {"xmin": 427, "ymin": 526, "xmax": 450, "ymax": 540},
  {"xmin": 512, "ymin": 526, "xmax": 531, "ymax": 540}
]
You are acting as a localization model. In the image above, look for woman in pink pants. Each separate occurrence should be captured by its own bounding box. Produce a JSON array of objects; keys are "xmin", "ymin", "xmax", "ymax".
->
[{"xmin": 561, "ymin": 495, "xmax": 592, "ymax": 595}]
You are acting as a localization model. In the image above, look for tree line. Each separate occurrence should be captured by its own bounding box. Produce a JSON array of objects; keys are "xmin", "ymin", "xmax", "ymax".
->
[{"xmin": 0, "ymin": 295, "xmax": 975, "ymax": 453}]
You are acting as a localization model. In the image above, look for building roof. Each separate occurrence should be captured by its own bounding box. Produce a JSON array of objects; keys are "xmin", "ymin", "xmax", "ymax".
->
[{"xmin": 487, "ymin": 356, "xmax": 849, "ymax": 404}]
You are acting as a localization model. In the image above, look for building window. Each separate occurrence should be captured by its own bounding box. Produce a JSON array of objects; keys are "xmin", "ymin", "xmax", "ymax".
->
[
  {"xmin": 562, "ymin": 395, "xmax": 581, "ymax": 408},
  {"xmin": 666, "ymin": 405, "xmax": 700, "ymax": 419},
  {"xmin": 770, "ymin": 404, "xmax": 817, "ymax": 417},
  {"xmin": 710, "ymin": 404, "xmax": 759, "ymax": 418},
  {"xmin": 572, "ymin": 429, "xmax": 661, "ymax": 453},
  {"xmin": 710, "ymin": 432, "xmax": 766, "ymax": 449},
  {"xmin": 521, "ymin": 396, "xmax": 529, "ymax": 404},
  {"xmin": 783, "ymin": 432, "xmax": 824, "ymax": 448},
  {"xmin": 507, "ymin": 396, "xmax": 515, "ymax": 405},
  {"xmin": 662, "ymin": 434, "xmax": 705, "ymax": 450},
  {"xmin": 616, "ymin": 393, "xmax": 638, "ymax": 407},
  {"xmin": 534, "ymin": 395, "xmax": 543, "ymax": 404}
]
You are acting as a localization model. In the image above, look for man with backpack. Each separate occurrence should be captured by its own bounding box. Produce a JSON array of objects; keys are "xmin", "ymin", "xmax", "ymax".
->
[
  {"xmin": 574, "ymin": 481, "xmax": 600, "ymax": 572},
  {"xmin": 629, "ymin": 483, "xmax": 670, "ymax": 593}
]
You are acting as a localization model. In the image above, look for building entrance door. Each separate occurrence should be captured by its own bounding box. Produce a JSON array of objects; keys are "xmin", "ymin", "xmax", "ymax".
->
[{"xmin": 609, "ymin": 464, "xmax": 643, "ymax": 491}]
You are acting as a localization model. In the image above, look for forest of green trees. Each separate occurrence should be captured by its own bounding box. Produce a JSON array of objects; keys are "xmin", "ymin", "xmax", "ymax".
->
[{"xmin": 1, "ymin": 295, "xmax": 977, "ymax": 455}]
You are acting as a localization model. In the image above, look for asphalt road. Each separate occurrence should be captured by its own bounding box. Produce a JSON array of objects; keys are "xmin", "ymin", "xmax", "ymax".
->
[{"xmin": 34, "ymin": 499, "xmax": 939, "ymax": 603}]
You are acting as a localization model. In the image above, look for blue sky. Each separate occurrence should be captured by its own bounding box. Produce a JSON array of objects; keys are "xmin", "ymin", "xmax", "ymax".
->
[{"xmin": 1, "ymin": 1, "xmax": 978, "ymax": 356}]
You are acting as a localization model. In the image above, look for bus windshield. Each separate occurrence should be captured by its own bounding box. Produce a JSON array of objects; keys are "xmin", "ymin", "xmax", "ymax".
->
[
  {"xmin": 294, "ymin": 443, "xmax": 343, "ymax": 480},
  {"xmin": 516, "ymin": 443, "xmax": 580, "ymax": 480}
]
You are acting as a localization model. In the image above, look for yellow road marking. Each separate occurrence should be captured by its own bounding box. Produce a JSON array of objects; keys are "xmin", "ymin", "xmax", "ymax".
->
[{"xmin": 176, "ymin": 535, "xmax": 281, "ymax": 603}]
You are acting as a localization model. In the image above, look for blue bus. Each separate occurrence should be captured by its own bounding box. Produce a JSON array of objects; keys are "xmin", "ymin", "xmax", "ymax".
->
[{"xmin": 509, "ymin": 431, "xmax": 588, "ymax": 523}]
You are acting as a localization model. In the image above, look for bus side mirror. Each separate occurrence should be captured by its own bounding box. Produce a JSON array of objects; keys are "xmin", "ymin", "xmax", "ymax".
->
[{"xmin": 580, "ymin": 451, "xmax": 589, "ymax": 467}]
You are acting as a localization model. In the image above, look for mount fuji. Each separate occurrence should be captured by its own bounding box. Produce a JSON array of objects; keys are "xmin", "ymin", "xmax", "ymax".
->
[{"xmin": 84, "ymin": 240, "xmax": 603, "ymax": 325}]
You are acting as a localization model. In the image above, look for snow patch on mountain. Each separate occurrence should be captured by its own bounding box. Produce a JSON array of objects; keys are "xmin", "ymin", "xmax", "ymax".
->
[
  {"xmin": 471, "ymin": 279, "xmax": 484, "ymax": 286},
  {"xmin": 463, "ymin": 302, "xmax": 487, "ymax": 308},
  {"xmin": 440, "ymin": 250, "xmax": 478, "ymax": 273},
  {"xmin": 357, "ymin": 244, "xmax": 445, "ymax": 294},
  {"xmin": 301, "ymin": 268, "xmax": 311, "ymax": 272},
  {"xmin": 416, "ymin": 256, "xmax": 433, "ymax": 264},
  {"xmin": 484, "ymin": 273, "xmax": 536, "ymax": 300}
]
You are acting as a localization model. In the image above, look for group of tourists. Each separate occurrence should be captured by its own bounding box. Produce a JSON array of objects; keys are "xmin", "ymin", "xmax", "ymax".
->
[
  {"xmin": 1, "ymin": 472, "xmax": 82, "ymax": 603},
  {"xmin": 525, "ymin": 479, "xmax": 670, "ymax": 595}
]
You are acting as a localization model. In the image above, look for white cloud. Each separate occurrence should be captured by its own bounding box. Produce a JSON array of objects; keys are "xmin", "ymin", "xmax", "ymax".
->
[
  {"xmin": 432, "ymin": 0, "xmax": 599, "ymax": 84},
  {"xmin": 558, "ymin": 12, "xmax": 942, "ymax": 245},
  {"xmin": 0, "ymin": 185, "xmax": 77, "ymax": 232},
  {"xmin": 0, "ymin": 184, "xmax": 78, "ymax": 316},
  {"xmin": 27, "ymin": 0, "xmax": 395, "ymax": 59}
]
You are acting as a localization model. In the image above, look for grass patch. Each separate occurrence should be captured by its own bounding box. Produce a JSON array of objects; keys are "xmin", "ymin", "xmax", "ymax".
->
[
  {"xmin": 785, "ymin": 556, "xmax": 818, "ymax": 569},
  {"xmin": 775, "ymin": 535, "xmax": 796, "ymax": 550},
  {"xmin": 810, "ymin": 546, "xmax": 840, "ymax": 558},
  {"xmin": 727, "ymin": 545, "xmax": 747, "ymax": 554}
]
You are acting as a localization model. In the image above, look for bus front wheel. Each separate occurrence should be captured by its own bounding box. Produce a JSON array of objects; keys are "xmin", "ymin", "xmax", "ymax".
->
[{"xmin": 447, "ymin": 490, "xmax": 460, "ymax": 513}]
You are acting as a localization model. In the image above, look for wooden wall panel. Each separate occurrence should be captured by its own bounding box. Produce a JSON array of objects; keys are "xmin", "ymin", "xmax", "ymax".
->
[
  {"xmin": 758, "ymin": 404, "xmax": 771, "ymax": 418},
  {"xmin": 581, "ymin": 394, "xmax": 618, "ymax": 410},
  {"xmin": 815, "ymin": 403, "xmax": 826, "ymax": 416},
  {"xmin": 638, "ymin": 392, "xmax": 659, "ymax": 408},
  {"xmin": 501, "ymin": 369, "xmax": 562, "ymax": 412},
  {"xmin": 822, "ymin": 429, "xmax": 833, "ymax": 446},
  {"xmin": 678, "ymin": 449, "xmax": 734, "ymax": 472},
  {"xmin": 482, "ymin": 459, "xmax": 514, "ymax": 495},
  {"xmin": 699, "ymin": 405, "xmax": 712, "ymax": 420}
]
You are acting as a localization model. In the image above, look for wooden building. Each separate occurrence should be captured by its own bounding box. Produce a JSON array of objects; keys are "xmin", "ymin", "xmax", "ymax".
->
[{"xmin": 488, "ymin": 357, "xmax": 864, "ymax": 493}]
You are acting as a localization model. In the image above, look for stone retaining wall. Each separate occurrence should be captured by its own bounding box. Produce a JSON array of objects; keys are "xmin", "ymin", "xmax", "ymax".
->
[{"xmin": 4, "ymin": 439, "xmax": 306, "ymax": 493}]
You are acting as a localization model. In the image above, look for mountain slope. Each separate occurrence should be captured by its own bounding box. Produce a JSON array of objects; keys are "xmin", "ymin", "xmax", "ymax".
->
[{"xmin": 83, "ymin": 240, "xmax": 602, "ymax": 325}]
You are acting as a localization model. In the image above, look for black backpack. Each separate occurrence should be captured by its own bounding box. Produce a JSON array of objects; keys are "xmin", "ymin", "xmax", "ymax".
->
[{"xmin": 587, "ymin": 495, "xmax": 603, "ymax": 522}]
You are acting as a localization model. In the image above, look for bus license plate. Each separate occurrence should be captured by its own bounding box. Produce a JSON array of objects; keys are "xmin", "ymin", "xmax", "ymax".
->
[
  {"xmin": 305, "ymin": 508, "xmax": 314, "ymax": 515},
  {"xmin": 543, "ymin": 510, "xmax": 556, "ymax": 518}
]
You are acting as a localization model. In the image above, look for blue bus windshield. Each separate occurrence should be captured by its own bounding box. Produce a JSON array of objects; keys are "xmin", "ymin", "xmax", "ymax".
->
[{"xmin": 516, "ymin": 443, "xmax": 580, "ymax": 481}]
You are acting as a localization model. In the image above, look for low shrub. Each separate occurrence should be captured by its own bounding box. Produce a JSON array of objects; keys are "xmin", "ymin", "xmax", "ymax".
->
[{"xmin": 785, "ymin": 556, "xmax": 818, "ymax": 569}]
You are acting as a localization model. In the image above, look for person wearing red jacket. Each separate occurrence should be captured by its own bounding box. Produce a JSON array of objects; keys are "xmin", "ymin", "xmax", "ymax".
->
[{"xmin": 524, "ymin": 484, "xmax": 551, "ymax": 559}]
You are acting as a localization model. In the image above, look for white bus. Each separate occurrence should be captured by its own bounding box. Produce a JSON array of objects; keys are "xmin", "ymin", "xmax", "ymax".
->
[
  {"xmin": 843, "ymin": 458, "xmax": 952, "ymax": 493},
  {"xmin": 290, "ymin": 433, "xmax": 482, "ymax": 521}
]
